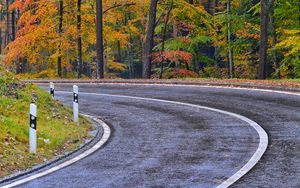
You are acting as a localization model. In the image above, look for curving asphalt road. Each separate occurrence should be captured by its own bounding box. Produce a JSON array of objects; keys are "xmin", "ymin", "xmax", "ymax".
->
[{"xmin": 2, "ymin": 84, "xmax": 300, "ymax": 187}]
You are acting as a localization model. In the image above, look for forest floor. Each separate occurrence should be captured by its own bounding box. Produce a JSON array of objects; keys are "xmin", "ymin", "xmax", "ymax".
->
[
  {"xmin": 23, "ymin": 78, "xmax": 300, "ymax": 91},
  {"xmin": 0, "ymin": 67, "xmax": 92, "ymax": 178}
]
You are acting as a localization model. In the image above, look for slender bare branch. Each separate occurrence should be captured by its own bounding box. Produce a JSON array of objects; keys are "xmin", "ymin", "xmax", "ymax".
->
[{"xmin": 103, "ymin": 3, "xmax": 136, "ymax": 14}]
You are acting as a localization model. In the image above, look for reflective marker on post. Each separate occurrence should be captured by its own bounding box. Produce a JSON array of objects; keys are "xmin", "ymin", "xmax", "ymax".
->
[
  {"xmin": 29, "ymin": 104, "xmax": 37, "ymax": 154},
  {"xmin": 73, "ymin": 85, "xmax": 79, "ymax": 122},
  {"xmin": 50, "ymin": 82, "xmax": 55, "ymax": 97}
]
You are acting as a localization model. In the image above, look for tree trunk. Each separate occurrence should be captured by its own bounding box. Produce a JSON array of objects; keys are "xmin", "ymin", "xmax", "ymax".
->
[
  {"xmin": 269, "ymin": 1, "xmax": 279, "ymax": 79},
  {"xmin": 11, "ymin": 6, "xmax": 15, "ymax": 41},
  {"xmin": 0, "ymin": 9, "xmax": 3, "ymax": 54},
  {"xmin": 142, "ymin": 0, "xmax": 158, "ymax": 79},
  {"xmin": 185, "ymin": 62, "xmax": 190, "ymax": 70},
  {"xmin": 117, "ymin": 40, "xmax": 122, "ymax": 62},
  {"xmin": 213, "ymin": 0, "xmax": 219, "ymax": 65},
  {"xmin": 57, "ymin": 0, "xmax": 63, "ymax": 78},
  {"xmin": 4, "ymin": 0, "xmax": 9, "ymax": 47},
  {"xmin": 194, "ymin": 43, "xmax": 203, "ymax": 73},
  {"xmin": 214, "ymin": 0, "xmax": 219, "ymax": 15},
  {"xmin": 298, "ymin": 0, "xmax": 300, "ymax": 25},
  {"xmin": 128, "ymin": 34, "xmax": 134, "ymax": 78},
  {"xmin": 172, "ymin": 23, "xmax": 178, "ymax": 38},
  {"xmin": 159, "ymin": 0, "xmax": 173, "ymax": 79},
  {"xmin": 258, "ymin": 0, "xmax": 269, "ymax": 80},
  {"xmin": 77, "ymin": 0, "xmax": 83, "ymax": 78},
  {"xmin": 0, "ymin": 28, "xmax": 2, "ymax": 54},
  {"xmin": 188, "ymin": 0, "xmax": 201, "ymax": 74},
  {"xmin": 21, "ymin": 58, "xmax": 28, "ymax": 73},
  {"xmin": 227, "ymin": 0, "xmax": 234, "ymax": 78},
  {"xmin": 205, "ymin": 0, "xmax": 212, "ymax": 14},
  {"xmin": 96, "ymin": 0, "xmax": 104, "ymax": 79}
]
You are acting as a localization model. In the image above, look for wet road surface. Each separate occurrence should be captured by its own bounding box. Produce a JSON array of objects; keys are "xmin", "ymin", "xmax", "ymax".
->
[{"xmin": 5, "ymin": 84, "xmax": 300, "ymax": 187}]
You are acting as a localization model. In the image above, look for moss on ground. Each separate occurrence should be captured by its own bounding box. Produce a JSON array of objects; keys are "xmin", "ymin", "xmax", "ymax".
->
[{"xmin": 0, "ymin": 67, "xmax": 92, "ymax": 177}]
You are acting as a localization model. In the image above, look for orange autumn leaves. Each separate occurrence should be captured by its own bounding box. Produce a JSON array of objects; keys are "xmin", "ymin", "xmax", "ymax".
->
[
  {"xmin": 152, "ymin": 50, "xmax": 192, "ymax": 65},
  {"xmin": 3, "ymin": 0, "xmax": 61, "ymax": 67},
  {"xmin": 3, "ymin": 0, "xmax": 144, "ymax": 72}
]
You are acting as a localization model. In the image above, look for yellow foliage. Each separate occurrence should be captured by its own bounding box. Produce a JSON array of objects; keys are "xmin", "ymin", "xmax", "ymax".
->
[
  {"xmin": 106, "ymin": 61, "xmax": 127, "ymax": 72},
  {"xmin": 276, "ymin": 29, "xmax": 300, "ymax": 57}
]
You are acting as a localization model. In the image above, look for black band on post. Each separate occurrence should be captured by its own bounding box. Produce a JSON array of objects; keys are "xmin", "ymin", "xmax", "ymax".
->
[
  {"xmin": 30, "ymin": 114, "xmax": 37, "ymax": 130},
  {"xmin": 50, "ymin": 88, "xmax": 54, "ymax": 97},
  {"xmin": 73, "ymin": 92, "xmax": 78, "ymax": 103}
]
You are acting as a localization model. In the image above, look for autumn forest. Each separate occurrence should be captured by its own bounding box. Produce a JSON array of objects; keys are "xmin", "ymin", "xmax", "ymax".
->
[{"xmin": 0, "ymin": 0, "xmax": 299, "ymax": 80}]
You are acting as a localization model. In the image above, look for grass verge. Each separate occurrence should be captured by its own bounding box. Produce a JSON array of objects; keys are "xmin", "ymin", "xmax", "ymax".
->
[{"xmin": 0, "ymin": 67, "xmax": 92, "ymax": 178}]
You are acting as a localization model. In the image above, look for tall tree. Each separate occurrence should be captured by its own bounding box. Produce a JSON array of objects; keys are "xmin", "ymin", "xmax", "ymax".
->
[
  {"xmin": 96, "ymin": 0, "xmax": 104, "ymax": 79},
  {"xmin": 11, "ymin": 0, "xmax": 15, "ymax": 41},
  {"xmin": 213, "ymin": 0, "xmax": 219, "ymax": 66},
  {"xmin": 227, "ymin": 0, "xmax": 234, "ymax": 78},
  {"xmin": 4, "ymin": 0, "xmax": 9, "ymax": 46},
  {"xmin": 57, "ymin": 0, "xmax": 63, "ymax": 78},
  {"xmin": 77, "ymin": 0, "xmax": 83, "ymax": 78},
  {"xmin": 269, "ymin": 0, "xmax": 279, "ymax": 78},
  {"xmin": 259, "ymin": 0, "xmax": 270, "ymax": 79},
  {"xmin": 159, "ymin": 0, "xmax": 173, "ymax": 79},
  {"xmin": 142, "ymin": 0, "xmax": 158, "ymax": 79},
  {"xmin": 0, "ymin": 5, "xmax": 3, "ymax": 54}
]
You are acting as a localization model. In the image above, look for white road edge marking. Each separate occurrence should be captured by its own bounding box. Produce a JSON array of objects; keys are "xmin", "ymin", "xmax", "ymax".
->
[
  {"xmin": 57, "ymin": 91, "xmax": 268, "ymax": 188},
  {"xmin": 0, "ymin": 116, "xmax": 111, "ymax": 188}
]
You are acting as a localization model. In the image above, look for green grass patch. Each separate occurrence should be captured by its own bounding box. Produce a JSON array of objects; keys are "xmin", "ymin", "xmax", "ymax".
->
[
  {"xmin": 282, "ymin": 79, "xmax": 300, "ymax": 82},
  {"xmin": 0, "ymin": 67, "xmax": 92, "ymax": 177}
]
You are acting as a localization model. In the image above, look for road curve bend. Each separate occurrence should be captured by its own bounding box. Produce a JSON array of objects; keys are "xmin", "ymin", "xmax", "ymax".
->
[{"xmin": 2, "ymin": 84, "xmax": 300, "ymax": 188}]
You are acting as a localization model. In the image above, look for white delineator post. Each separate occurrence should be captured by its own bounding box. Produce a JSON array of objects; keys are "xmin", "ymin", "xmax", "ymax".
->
[
  {"xmin": 50, "ymin": 82, "xmax": 55, "ymax": 97},
  {"xmin": 29, "ymin": 104, "xmax": 37, "ymax": 154},
  {"xmin": 73, "ymin": 85, "xmax": 79, "ymax": 122}
]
